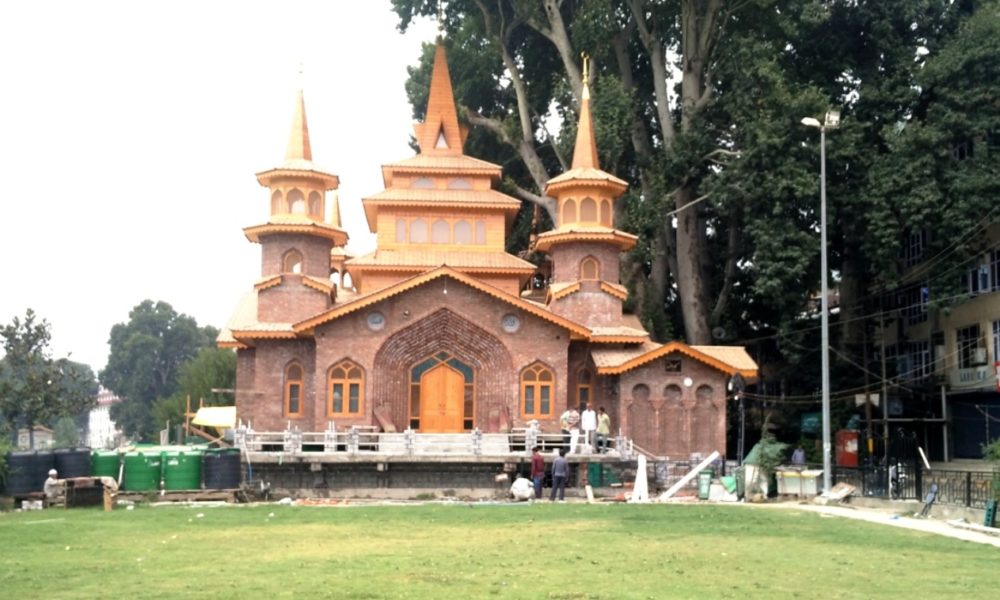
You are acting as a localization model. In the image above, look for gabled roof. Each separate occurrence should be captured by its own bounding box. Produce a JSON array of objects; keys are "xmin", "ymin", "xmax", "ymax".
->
[
  {"xmin": 294, "ymin": 266, "xmax": 591, "ymax": 339},
  {"xmin": 592, "ymin": 340, "xmax": 758, "ymax": 379}
]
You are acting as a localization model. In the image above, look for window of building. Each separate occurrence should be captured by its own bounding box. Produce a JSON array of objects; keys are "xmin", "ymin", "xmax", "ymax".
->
[
  {"xmin": 994, "ymin": 320, "xmax": 1000, "ymax": 367},
  {"xmin": 411, "ymin": 219, "xmax": 428, "ymax": 243},
  {"xmin": 412, "ymin": 177, "xmax": 435, "ymax": 189},
  {"xmin": 903, "ymin": 341, "xmax": 931, "ymax": 381},
  {"xmin": 454, "ymin": 220, "xmax": 471, "ymax": 244},
  {"xmin": 308, "ymin": 191, "xmax": 322, "ymax": 218},
  {"xmin": 521, "ymin": 362, "xmax": 554, "ymax": 418},
  {"xmin": 951, "ymin": 138, "xmax": 974, "ymax": 161},
  {"xmin": 664, "ymin": 384, "xmax": 682, "ymax": 402},
  {"xmin": 287, "ymin": 189, "xmax": 305, "ymax": 214},
  {"xmin": 580, "ymin": 197, "xmax": 598, "ymax": 222},
  {"xmin": 696, "ymin": 384, "xmax": 713, "ymax": 401},
  {"xmin": 271, "ymin": 190, "xmax": 283, "ymax": 214},
  {"xmin": 432, "ymin": 219, "xmax": 450, "ymax": 243},
  {"xmin": 577, "ymin": 368, "xmax": 592, "ymax": 410},
  {"xmin": 903, "ymin": 230, "xmax": 926, "ymax": 267},
  {"xmin": 600, "ymin": 199, "xmax": 611, "ymax": 226},
  {"xmin": 283, "ymin": 249, "xmax": 303, "ymax": 274},
  {"xmin": 898, "ymin": 283, "xmax": 928, "ymax": 325},
  {"xmin": 328, "ymin": 360, "xmax": 363, "ymax": 416},
  {"xmin": 631, "ymin": 384, "xmax": 650, "ymax": 402},
  {"xmin": 956, "ymin": 324, "xmax": 981, "ymax": 369},
  {"xmin": 562, "ymin": 199, "xmax": 577, "ymax": 224},
  {"xmin": 448, "ymin": 178, "xmax": 472, "ymax": 190},
  {"xmin": 962, "ymin": 257, "xmax": 991, "ymax": 296},
  {"xmin": 580, "ymin": 257, "xmax": 599, "ymax": 280},
  {"xmin": 475, "ymin": 220, "xmax": 486, "ymax": 244},
  {"xmin": 284, "ymin": 363, "xmax": 303, "ymax": 417},
  {"xmin": 395, "ymin": 218, "xmax": 407, "ymax": 243},
  {"xmin": 664, "ymin": 358, "xmax": 682, "ymax": 372},
  {"xmin": 992, "ymin": 250, "xmax": 1000, "ymax": 292}
]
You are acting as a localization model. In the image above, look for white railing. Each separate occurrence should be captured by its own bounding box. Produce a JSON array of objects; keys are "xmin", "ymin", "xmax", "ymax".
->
[
  {"xmin": 234, "ymin": 424, "xmax": 631, "ymax": 459},
  {"xmin": 949, "ymin": 366, "xmax": 992, "ymax": 389}
]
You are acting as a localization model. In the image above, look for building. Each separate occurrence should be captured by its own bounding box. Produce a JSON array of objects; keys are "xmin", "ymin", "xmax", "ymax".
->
[
  {"xmin": 883, "ymin": 225, "xmax": 1000, "ymax": 459},
  {"xmin": 218, "ymin": 41, "xmax": 757, "ymax": 460},
  {"xmin": 86, "ymin": 387, "xmax": 123, "ymax": 449}
]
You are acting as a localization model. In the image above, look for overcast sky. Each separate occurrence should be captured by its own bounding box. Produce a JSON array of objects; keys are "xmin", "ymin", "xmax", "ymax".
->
[{"xmin": 0, "ymin": 1, "xmax": 437, "ymax": 372}]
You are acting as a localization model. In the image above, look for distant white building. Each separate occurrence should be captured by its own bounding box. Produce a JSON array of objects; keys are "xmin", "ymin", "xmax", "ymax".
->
[
  {"xmin": 87, "ymin": 387, "xmax": 124, "ymax": 449},
  {"xmin": 17, "ymin": 425, "xmax": 54, "ymax": 449}
]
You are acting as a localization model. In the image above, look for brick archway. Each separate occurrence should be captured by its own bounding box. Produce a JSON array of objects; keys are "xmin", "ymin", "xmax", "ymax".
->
[{"xmin": 372, "ymin": 308, "xmax": 514, "ymax": 431}]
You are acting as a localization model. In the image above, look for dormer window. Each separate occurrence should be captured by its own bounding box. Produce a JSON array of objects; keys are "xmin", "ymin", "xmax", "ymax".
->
[{"xmin": 436, "ymin": 128, "xmax": 448, "ymax": 149}]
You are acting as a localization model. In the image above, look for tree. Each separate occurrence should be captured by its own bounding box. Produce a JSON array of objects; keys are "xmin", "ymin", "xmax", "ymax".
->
[
  {"xmin": 152, "ymin": 347, "xmax": 237, "ymax": 434},
  {"xmin": 0, "ymin": 309, "xmax": 98, "ymax": 448},
  {"xmin": 52, "ymin": 415, "xmax": 80, "ymax": 448},
  {"xmin": 100, "ymin": 300, "xmax": 218, "ymax": 441}
]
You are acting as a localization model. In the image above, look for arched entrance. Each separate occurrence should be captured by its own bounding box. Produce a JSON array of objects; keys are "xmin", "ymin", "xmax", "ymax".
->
[
  {"xmin": 411, "ymin": 352, "xmax": 474, "ymax": 432},
  {"xmin": 372, "ymin": 308, "xmax": 514, "ymax": 432}
]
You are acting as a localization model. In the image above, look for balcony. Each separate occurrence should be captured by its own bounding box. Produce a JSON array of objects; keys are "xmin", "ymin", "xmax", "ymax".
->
[{"xmin": 948, "ymin": 365, "xmax": 995, "ymax": 391}]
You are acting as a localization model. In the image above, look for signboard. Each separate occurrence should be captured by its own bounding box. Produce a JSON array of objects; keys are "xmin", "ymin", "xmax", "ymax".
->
[
  {"xmin": 995, "ymin": 361, "xmax": 1000, "ymax": 392},
  {"xmin": 801, "ymin": 412, "xmax": 821, "ymax": 435}
]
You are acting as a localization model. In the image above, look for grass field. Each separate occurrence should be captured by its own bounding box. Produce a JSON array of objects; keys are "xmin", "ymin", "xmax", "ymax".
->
[{"xmin": 0, "ymin": 502, "xmax": 995, "ymax": 599}]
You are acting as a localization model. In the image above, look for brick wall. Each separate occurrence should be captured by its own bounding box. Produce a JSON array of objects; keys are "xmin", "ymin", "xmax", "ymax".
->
[
  {"xmin": 548, "ymin": 242, "xmax": 621, "ymax": 284},
  {"xmin": 258, "ymin": 275, "xmax": 332, "ymax": 323},
  {"xmin": 260, "ymin": 233, "xmax": 332, "ymax": 279}
]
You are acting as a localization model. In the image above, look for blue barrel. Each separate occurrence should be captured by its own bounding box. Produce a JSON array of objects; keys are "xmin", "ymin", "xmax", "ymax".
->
[
  {"xmin": 54, "ymin": 448, "xmax": 91, "ymax": 478},
  {"xmin": 203, "ymin": 449, "xmax": 241, "ymax": 489}
]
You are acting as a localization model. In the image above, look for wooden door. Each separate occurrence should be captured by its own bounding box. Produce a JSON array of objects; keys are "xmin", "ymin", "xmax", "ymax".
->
[{"xmin": 419, "ymin": 363, "xmax": 465, "ymax": 432}]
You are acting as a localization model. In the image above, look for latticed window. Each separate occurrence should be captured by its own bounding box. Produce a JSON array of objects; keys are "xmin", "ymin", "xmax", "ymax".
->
[
  {"xmin": 521, "ymin": 363, "xmax": 554, "ymax": 418},
  {"xmin": 284, "ymin": 363, "xmax": 303, "ymax": 417},
  {"xmin": 328, "ymin": 360, "xmax": 363, "ymax": 416}
]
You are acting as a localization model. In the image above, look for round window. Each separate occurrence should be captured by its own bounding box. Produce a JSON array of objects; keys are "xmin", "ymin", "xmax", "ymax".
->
[
  {"xmin": 501, "ymin": 314, "xmax": 520, "ymax": 333},
  {"xmin": 367, "ymin": 312, "xmax": 386, "ymax": 331}
]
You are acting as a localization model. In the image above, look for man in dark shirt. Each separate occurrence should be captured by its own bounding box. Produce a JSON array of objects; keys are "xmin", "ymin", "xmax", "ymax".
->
[
  {"xmin": 530, "ymin": 446, "xmax": 545, "ymax": 499},
  {"xmin": 549, "ymin": 448, "xmax": 569, "ymax": 502}
]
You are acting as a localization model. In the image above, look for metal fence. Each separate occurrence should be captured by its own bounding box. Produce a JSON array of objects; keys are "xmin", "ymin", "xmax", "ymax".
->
[{"xmin": 833, "ymin": 464, "xmax": 999, "ymax": 510}]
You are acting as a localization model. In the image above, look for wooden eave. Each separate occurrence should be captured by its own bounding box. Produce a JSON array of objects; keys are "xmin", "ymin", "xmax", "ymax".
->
[
  {"xmin": 600, "ymin": 281, "xmax": 628, "ymax": 301},
  {"xmin": 254, "ymin": 276, "xmax": 282, "ymax": 291},
  {"xmin": 546, "ymin": 282, "xmax": 581, "ymax": 303},
  {"xmin": 588, "ymin": 335, "xmax": 650, "ymax": 344},
  {"xmin": 535, "ymin": 230, "xmax": 637, "ymax": 253},
  {"xmin": 596, "ymin": 341, "xmax": 759, "ymax": 380},
  {"xmin": 545, "ymin": 177, "xmax": 627, "ymax": 197},
  {"xmin": 294, "ymin": 266, "xmax": 590, "ymax": 338},
  {"xmin": 255, "ymin": 167, "xmax": 340, "ymax": 189},
  {"xmin": 217, "ymin": 340, "xmax": 248, "ymax": 350},
  {"xmin": 229, "ymin": 329, "xmax": 299, "ymax": 341},
  {"xmin": 362, "ymin": 199, "xmax": 520, "ymax": 232},
  {"xmin": 243, "ymin": 222, "xmax": 348, "ymax": 245}
]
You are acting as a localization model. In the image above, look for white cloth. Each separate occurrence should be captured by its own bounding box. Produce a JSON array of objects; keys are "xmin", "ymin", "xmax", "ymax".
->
[
  {"xmin": 510, "ymin": 477, "xmax": 533, "ymax": 501},
  {"xmin": 581, "ymin": 409, "xmax": 597, "ymax": 432}
]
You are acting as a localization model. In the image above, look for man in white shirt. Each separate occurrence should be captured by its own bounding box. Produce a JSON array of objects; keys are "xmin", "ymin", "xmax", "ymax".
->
[{"xmin": 580, "ymin": 403, "xmax": 597, "ymax": 451}]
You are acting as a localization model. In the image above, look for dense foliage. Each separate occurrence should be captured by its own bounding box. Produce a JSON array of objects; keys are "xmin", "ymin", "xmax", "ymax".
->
[
  {"xmin": 0, "ymin": 309, "xmax": 98, "ymax": 448},
  {"xmin": 100, "ymin": 300, "xmax": 220, "ymax": 441}
]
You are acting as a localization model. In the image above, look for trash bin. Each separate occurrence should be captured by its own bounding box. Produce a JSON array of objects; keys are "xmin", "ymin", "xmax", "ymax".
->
[
  {"xmin": 735, "ymin": 466, "xmax": 746, "ymax": 499},
  {"xmin": 698, "ymin": 469, "xmax": 713, "ymax": 500}
]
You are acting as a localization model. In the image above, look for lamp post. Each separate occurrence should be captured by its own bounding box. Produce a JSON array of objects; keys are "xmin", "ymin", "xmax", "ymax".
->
[{"xmin": 801, "ymin": 110, "xmax": 839, "ymax": 494}]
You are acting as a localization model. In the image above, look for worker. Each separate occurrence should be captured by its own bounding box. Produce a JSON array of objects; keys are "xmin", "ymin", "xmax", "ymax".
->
[{"xmin": 43, "ymin": 468, "xmax": 64, "ymax": 504}]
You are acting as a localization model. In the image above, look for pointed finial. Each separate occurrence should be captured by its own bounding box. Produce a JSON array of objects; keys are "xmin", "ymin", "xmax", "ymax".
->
[{"xmin": 581, "ymin": 52, "xmax": 590, "ymax": 100}]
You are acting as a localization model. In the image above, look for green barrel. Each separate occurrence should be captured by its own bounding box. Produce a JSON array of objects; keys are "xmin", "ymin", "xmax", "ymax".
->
[
  {"xmin": 163, "ymin": 450, "xmax": 202, "ymax": 491},
  {"xmin": 122, "ymin": 452, "xmax": 162, "ymax": 492},
  {"xmin": 587, "ymin": 462, "xmax": 604, "ymax": 487},
  {"xmin": 91, "ymin": 450, "xmax": 121, "ymax": 478}
]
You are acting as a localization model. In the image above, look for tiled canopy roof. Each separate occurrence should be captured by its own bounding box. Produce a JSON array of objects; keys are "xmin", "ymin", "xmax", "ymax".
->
[
  {"xmin": 592, "ymin": 340, "xmax": 758, "ymax": 379},
  {"xmin": 348, "ymin": 250, "xmax": 536, "ymax": 271}
]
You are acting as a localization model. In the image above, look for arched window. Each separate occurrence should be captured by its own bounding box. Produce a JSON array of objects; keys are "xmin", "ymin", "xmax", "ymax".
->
[
  {"xmin": 412, "ymin": 177, "xmax": 435, "ymax": 189},
  {"xmin": 411, "ymin": 219, "xmax": 428, "ymax": 243},
  {"xmin": 600, "ymin": 199, "xmax": 611, "ymax": 225},
  {"xmin": 283, "ymin": 249, "xmax": 303, "ymax": 274},
  {"xmin": 631, "ymin": 384, "xmax": 650, "ymax": 402},
  {"xmin": 329, "ymin": 360, "xmax": 364, "ymax": 416},
  {"xmin": 308, "ymin": 191, "xmax": 322, "ymax": 218},
  {"xmin": 577, "ymin": 368, "xmax": 592, "ymax": 410},
  {"xmin": 475, "ymin": 220, "xmax": 486, "ymax": 244},
  {"xmin": 521, "ymin": 362, "xmax": 554, "ymax": 418},
  {"xmin": 696, "ymin": 384, "xmax": 714, "ymax": 401},
  {"xmin": 284, "ymin": 363, "xmax": 304, "ymax": 417},
  {"xmin": 271, "ymin": 190, "xmax": 283, "ymax": 214},
  {"xmin": 664, "ymin": 384, "xmax": 683, "ymax": 403},
  {"xmin": 580, "ymin": 257, "xmax": 599, "ymax": 280},
  {"xmin": 448, "ymin": 178, "xmax": 472, "ymax": 189},
  {"xmin": 562, "ymin": 198, "xmax": 577, "ymax": 225},
  {"xmin": 454, "ymin": 220, "xmax": 472, "ymax": 244},
  {"xmin": 580, "ymin": 197, "xmax": 598, "ymax": 222},
  {"xmin": 432, "ymin": 219, "xmax": 450, "ymax": 243},
  {"xmin": 287, "ymin": 189, "xmax": 306, "ymax": 214},
  {"xmin": 395, "ymin": 218, "xmax": 407, "ymax": 243}
]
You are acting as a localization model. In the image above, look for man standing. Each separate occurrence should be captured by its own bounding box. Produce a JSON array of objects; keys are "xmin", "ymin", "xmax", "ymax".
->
[
  {"xmin": 530, "ymin": 446, "xmax": 545, "ymax": 499},
  {"xmin": 549, "ymin": 448, "xmax": 569, "ymax": 502},
  {"xmin": 596, "ymin": 407, "xmax": 611, "ymax": 453},
  {"xmin": 559, "ymin": 407, "xmax": 580, "ymax": 450},
  {"xmin": 580, "ymin": 403, "xmax": 597, "ymax": 450}
]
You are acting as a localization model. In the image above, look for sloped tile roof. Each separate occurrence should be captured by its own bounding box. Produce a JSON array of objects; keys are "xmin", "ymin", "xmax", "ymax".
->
[
  {"xmin": 348, "ymin": 249, "xmax": 536, "ymax": 271},
  {"xmin": 363, "ymin": 188, "xmax": 521, "ymax": 208},
  {"xmin": 592, "ymin": 340, "xmax": 758, "ymax": 379}
]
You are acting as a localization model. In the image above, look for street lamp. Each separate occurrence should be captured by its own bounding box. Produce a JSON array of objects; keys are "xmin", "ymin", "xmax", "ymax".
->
[{"xmin": 801, "ymin": 110, "xmax": 839, "ymax": 494}]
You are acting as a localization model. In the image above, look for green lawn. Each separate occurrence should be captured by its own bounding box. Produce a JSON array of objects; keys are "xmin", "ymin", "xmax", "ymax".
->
[{"xmin": 0, "ymin": 502, "xmax": 994, "ymax": 599}]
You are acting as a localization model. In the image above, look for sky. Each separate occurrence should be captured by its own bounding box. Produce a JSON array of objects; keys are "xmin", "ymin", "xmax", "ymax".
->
[{"xmin": 0, "ymin": 1, "xmax": 438, "ymax": 373}]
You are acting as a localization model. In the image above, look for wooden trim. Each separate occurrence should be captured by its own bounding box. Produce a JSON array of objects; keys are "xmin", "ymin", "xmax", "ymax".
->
[
  {"xmin": 520, "ymin": 362, "xmax": 555, "ymax": 419},
  {"xmin": 327, "ymin": 360, "xmax": 364, "ymax": 418},
  {"xmin": 284, "ymin": 363, "xmax": 304, "ymax": 418}
]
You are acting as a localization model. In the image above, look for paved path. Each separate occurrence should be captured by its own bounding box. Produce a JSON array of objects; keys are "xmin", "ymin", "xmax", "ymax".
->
[{"xmin": 743, "ymin": 500, "xmax": 1000, "ymax": 548}]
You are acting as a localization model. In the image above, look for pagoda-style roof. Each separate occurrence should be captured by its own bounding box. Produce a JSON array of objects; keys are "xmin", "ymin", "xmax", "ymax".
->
[
  {"xmin": 255, "ymin": 89, "xmax": 340, "ymax": 189},
  {"xmin": 243, "ymin": 214, "xmax": 348, "ymax": 245},
  {"xmin": 348, "ymin": 250, "xmax": 536, "ymax": 273},
  {"xmin": 362, "ymin": 188, "xmax": 520, "ymax": 230},
  {"xmin": 534, "ymin": 227, "xmax": 637, "ymax": 252}
]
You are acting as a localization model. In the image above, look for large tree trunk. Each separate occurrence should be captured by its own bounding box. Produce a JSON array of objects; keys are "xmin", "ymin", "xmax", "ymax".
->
[{"xmin": 674, "ymin": 185, "xmax": 712, "ymax": 343}]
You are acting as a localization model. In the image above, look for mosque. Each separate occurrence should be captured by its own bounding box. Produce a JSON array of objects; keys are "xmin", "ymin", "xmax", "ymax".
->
[{"xmin": 218, "ymin": 40, "xmax": 757, "ymax": 460}]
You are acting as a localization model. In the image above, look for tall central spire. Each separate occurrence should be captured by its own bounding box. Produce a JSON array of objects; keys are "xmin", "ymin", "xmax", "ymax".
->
[
  {"xmin": 285, "ymin": 88, "xmax": 313, "ymax": 162},
  {"xmin": 414, "ymin": 40, "xmax": 467, "ymax": 155},
  {"xmin": 570, "ymin": 53, "xmax": 599, "ymax": 170}
]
